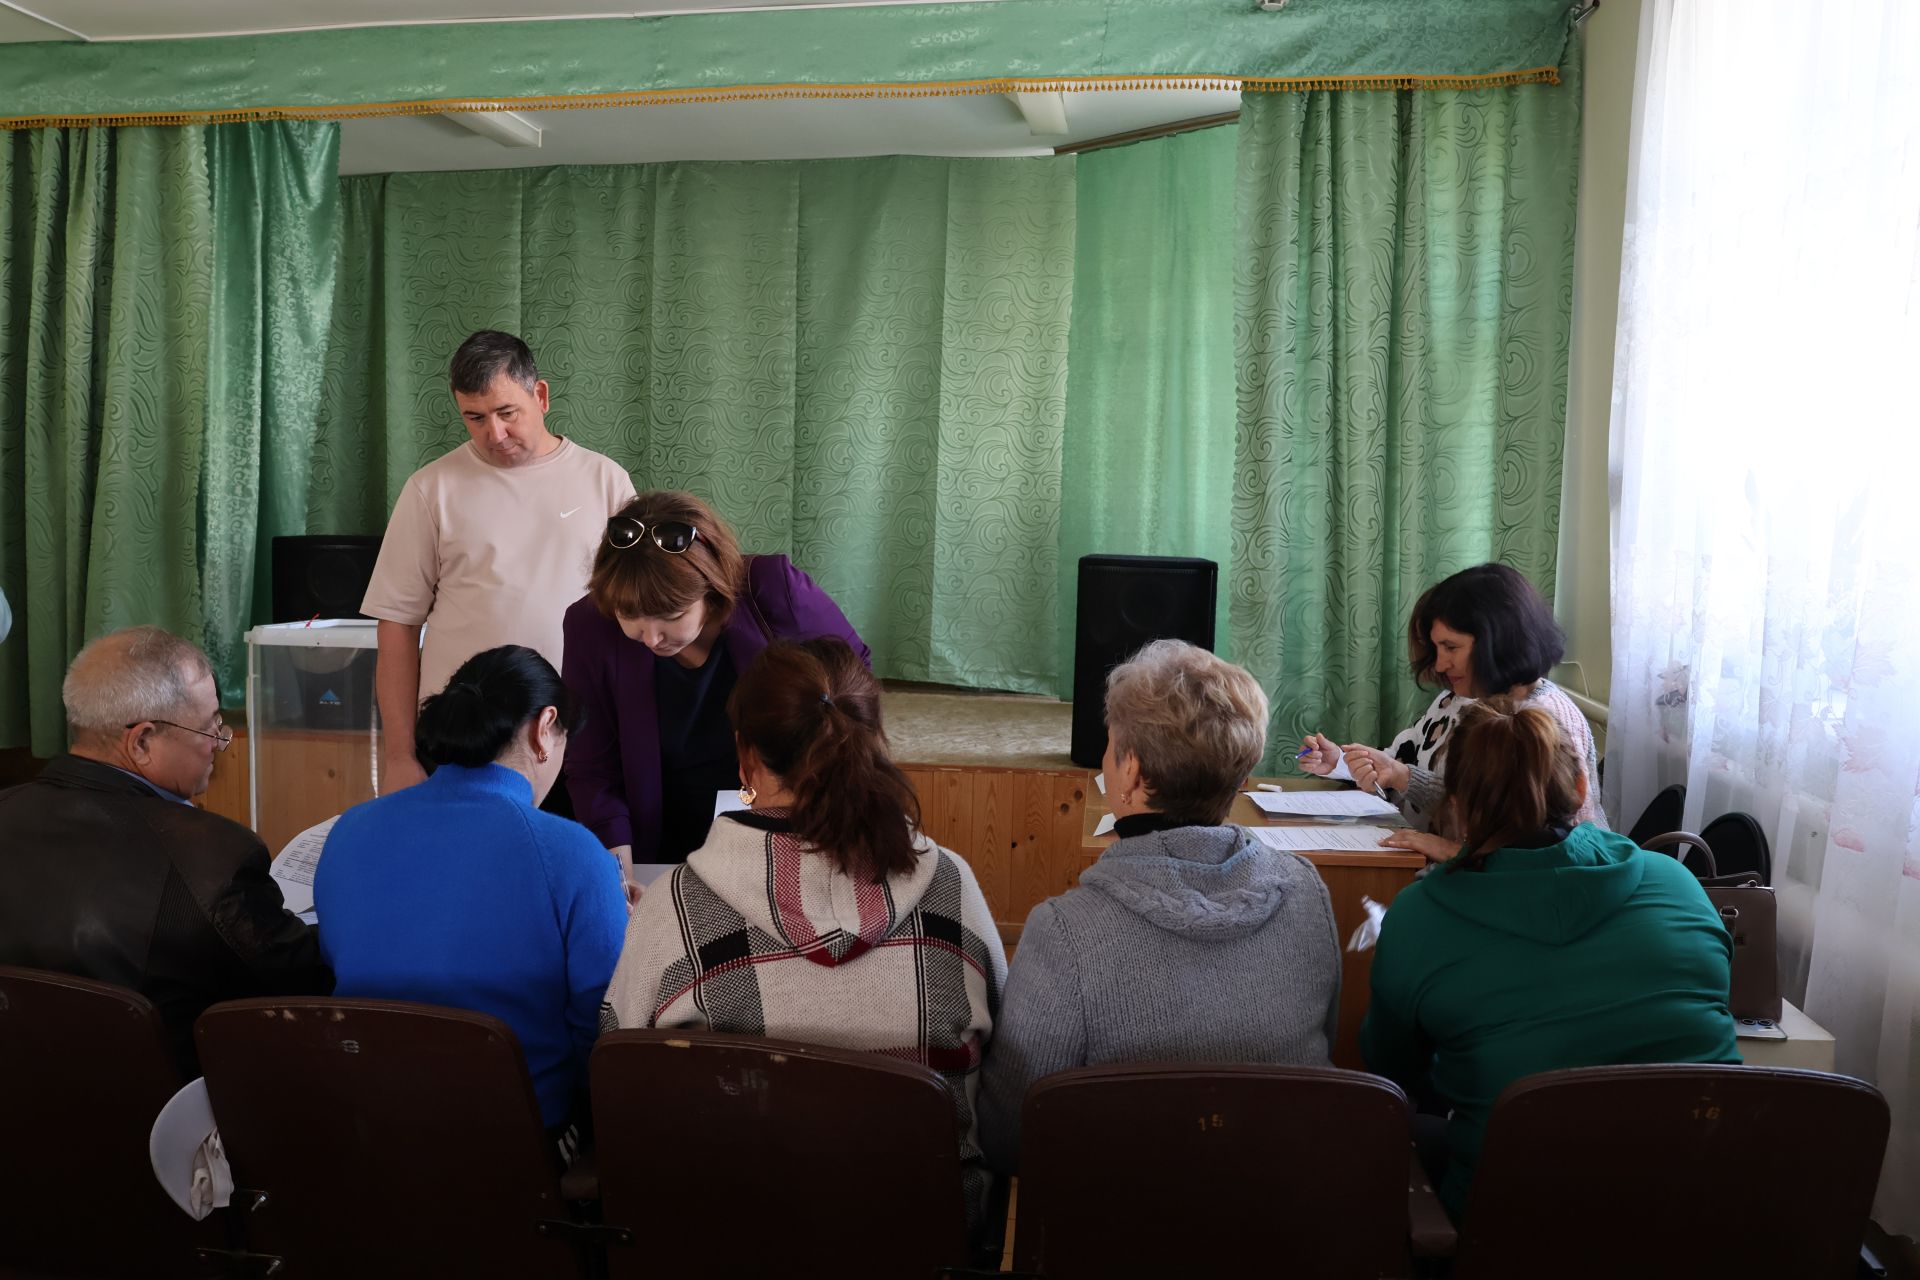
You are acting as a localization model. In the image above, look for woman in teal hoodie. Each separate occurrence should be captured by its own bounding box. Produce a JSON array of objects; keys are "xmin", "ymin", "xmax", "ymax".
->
[{"xmin": 1360, "ymin": 695, "xmax": 1739, "ymax": 1217}]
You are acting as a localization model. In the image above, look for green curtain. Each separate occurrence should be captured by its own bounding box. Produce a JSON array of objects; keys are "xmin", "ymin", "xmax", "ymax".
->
[
  {"xmin": 1057, "ymin": 126, "xmax": 1238, "ymax": 694},
  {"xmin": 1231, "ymin": 71, "xmax": 1580, "ymax": 769},
  {"xmin": 309, "ymin": 156, "xmax": 1075, "ymax": 693},
  {"xmin": 0, "ymin": 122, "xmax": 337, "ymax": 754},
  {"xmin": 0, "ymin": 126, "xmax": 211, "ymax": 756},
  {"xmin": 201, "ymin": 121, "xmax": 341, "ymax": 703},
  {"xmin": 0, "ymin": 0, "xmax": 1577, "ymax": 126}
]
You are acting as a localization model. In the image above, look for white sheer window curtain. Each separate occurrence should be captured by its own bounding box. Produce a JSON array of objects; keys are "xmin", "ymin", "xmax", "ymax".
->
[{"xmin": 1606, "ymin": 0, "xmax": 1920, "ymax": 1234}]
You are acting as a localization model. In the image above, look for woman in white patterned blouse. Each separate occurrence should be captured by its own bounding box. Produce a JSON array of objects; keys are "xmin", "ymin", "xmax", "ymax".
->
[{"xmin": 1297, "ymin": 563, "xmax": 1607, "ymax": 860}]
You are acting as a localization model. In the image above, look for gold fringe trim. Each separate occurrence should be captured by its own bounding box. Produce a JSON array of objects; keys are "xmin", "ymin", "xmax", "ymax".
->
[
  {"xmin": 0, "ymin": 68, "xmax": 1560, "ymax": 131},
  {"xmin": 1242, "ymin": 66, "xmax": 1559, "ymax": 92}
]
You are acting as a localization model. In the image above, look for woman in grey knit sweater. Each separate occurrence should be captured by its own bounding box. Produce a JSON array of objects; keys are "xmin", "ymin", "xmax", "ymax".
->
[{"xmin": 976, "ymin": 640, "xmax": 1342, "ymax": 1174}]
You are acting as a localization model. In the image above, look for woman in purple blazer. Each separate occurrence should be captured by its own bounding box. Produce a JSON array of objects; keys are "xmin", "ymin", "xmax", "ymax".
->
[{"xmin": 561, "ymin": 490, "xmax": 869, "ymax": 881}]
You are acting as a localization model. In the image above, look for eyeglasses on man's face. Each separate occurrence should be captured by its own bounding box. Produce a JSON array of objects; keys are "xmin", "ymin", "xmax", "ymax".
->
[{"xmin": 126, "ymin": 716, "xmax": 234, "ymax": 752}]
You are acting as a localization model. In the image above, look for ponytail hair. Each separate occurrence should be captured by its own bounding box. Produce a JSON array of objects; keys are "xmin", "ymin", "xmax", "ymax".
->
[
  {"xmin": 414, "ymin": 645, "xmax": 582, "ymax": 769},
  {"xmin": 727, "ymin": 637, "xmax": 921, "ymax": 883},
  {"xmin": 1442, "ymin": 694, "xmax": 1585, "ymax": 870}
]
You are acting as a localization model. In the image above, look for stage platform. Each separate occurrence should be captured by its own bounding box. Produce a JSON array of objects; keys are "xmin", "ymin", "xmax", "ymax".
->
[{"xmin": 881, "ymin": 682, "xmax": 1075, "ymax": 770}]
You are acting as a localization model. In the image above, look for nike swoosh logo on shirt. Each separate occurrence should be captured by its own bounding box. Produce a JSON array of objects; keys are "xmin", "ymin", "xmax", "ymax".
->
[{"xmin": 559, "ymin": 507, "xmax": 582, "ymax": 518}]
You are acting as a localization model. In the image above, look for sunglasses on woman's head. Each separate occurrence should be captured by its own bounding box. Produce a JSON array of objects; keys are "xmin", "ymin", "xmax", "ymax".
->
[{"xmin": 605, "ymin": 517, "xmax": 700, "ymax": 554}]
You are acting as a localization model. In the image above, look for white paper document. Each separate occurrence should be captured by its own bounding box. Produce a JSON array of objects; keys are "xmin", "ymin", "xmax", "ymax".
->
[
  {"xmin": 714, "ymin": 788, "xmax": 748, "ymax": 818},
  {"xmin": 271, "ymin": 815, "xmax": 338, "ymax": 923},
  {"xmin": 1093, "ymin": 812, "xmax": 1117, "ymax": 836},
  {"xmin": 1246, "ymin": 825, "xmax": 1398, "ymax": 852},
  {"xmin": 1246, "ymin": 789, "xmax": 1400, "ymax": 819}
]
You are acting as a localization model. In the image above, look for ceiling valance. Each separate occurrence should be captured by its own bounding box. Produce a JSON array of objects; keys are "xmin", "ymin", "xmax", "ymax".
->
[{"xmin": 0, "ymin": 0, "xmax": 1575, "ymax": 129}]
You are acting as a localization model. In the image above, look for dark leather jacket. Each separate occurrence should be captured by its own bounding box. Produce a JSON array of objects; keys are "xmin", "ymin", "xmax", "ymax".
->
[{"xmin": 0, "ymin": 754, "xmax": 333, "ymax": 1074}]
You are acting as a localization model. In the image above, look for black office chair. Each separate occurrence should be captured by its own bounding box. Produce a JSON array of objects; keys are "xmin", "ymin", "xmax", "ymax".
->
[
  {"xmin": 1628, "ymin": 783, "xmax": 1687, "ymax": 847},
  {"xmin": 1700, "ymin": 810, "xmax": 1772, "ymax": 882}
]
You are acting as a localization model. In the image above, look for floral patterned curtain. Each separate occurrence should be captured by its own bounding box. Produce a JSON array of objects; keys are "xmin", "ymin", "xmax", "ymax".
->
[{"xmin": 1606, "ymin": 0, "xmax": 1920, "ymax": 1234}]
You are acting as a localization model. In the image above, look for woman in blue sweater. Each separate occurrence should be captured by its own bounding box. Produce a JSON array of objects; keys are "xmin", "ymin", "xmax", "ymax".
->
[{"xmin": 316, "ymin": 645, "xmax": 628, "ymax": 1141}]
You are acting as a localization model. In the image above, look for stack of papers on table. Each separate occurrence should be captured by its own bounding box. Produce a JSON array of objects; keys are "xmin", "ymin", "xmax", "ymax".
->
[{"xmin": 1245, "ymin": 789, "xmax": 1400, "ymax": 819}]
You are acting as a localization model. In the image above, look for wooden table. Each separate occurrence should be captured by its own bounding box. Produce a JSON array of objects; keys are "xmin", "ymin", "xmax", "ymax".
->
[{"xmin": 1082, "ymin": 775, "xmax": 1425, "ymax": 1070}]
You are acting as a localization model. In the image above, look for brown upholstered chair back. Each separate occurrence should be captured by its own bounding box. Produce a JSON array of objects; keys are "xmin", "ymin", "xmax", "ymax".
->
[
  {"xmin": 1455, "ymin": 1064, "xmax": 1890, "ymax": 1280},
  {"xmin": 590, "ymin": 1029, "xmax": 970, "ymax": 1280},
  {"xmin": 1013, "ymin": 1063, "xmax": 1412, "ymax": 1280},
  {"xmin": 0, "ymin": 964, "xmax": 216, "ymax": 1278},
  {"xmin": 195, "ymin": 997, "xmax": 581, "ymax": 1279}
]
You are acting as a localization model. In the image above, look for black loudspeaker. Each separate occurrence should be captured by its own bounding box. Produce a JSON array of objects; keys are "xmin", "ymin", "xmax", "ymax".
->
[
  {"xmin": 271, "ymin": 535, "xmax": 383, "ymax": 624},
  {"xmin": 1070, "ymin": 555, "xmax": 1219, "ymax": 768}
]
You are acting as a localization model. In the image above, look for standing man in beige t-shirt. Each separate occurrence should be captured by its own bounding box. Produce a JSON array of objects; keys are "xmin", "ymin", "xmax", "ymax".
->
[{"xmin": 361, "ymin": 330, "xmax": 636, "ymax": 793}]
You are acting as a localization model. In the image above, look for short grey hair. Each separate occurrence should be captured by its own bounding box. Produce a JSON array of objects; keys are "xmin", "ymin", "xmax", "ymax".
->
[
  {"xmin": 1105, "ymin": 639, "xmax": 1270, "ymax": 825},
  {"xmin": 449, "ymin": 329, "xmax": 539, "ymax": 395},
  {"xmin": 62, "ymin": 626, "xmax": 213, "ymax": 736}
]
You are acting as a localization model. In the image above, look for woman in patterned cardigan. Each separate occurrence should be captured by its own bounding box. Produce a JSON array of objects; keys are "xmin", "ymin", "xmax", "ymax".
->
[
  {"xmin": 600, "ymin": 636, "xmax": 1007, "ymax": 1228},
  {"xmin": 1297, "ymin": 562, "xmax": 1607, "ymax": 860}
]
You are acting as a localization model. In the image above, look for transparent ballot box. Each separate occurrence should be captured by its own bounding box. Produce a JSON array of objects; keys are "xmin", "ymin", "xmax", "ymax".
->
[{"xmin": 245, "ymin": 621, "xmax": 383, "ymax": 855}]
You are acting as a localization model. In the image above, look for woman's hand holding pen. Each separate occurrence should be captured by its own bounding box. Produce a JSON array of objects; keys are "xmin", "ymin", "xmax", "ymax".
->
[
  {"xmin": 1342, "ymin": 744, "xmax": 1410, "ymax": 796},
  {"xmin": 1296, "ymin": 733, "xmax": 1342, "ymax": 777}
]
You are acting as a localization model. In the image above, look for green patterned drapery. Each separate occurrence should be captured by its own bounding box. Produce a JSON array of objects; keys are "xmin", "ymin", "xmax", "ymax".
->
[
  {"xmin": 311, "ymin": 157, "xmax": 1076, "ymax": 694},
  {"xmin": 201, "ymin": 122, "xmax": 341, "ymax": 708},
  {"xmin": 1058, "ymin": 126, "xmax": 1239, "ymax": 692},
  {"xmin": 0, "ymin": 122, "xmax": 338, "ymax": 754},
  {"xmin": 0, "ymin": 0, "xmax": 1574, "ymax": 128},
  {"xmin": 3, "ymin": 70, "xmax": 1580, "ymax": 755},
  {"xmin": 1231, "ymin": 69, "xmax": 1581, "ymax": 770}
]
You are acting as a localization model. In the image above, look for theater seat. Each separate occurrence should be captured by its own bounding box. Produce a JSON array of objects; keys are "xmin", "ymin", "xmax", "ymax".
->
[
  {"xmin": 1012, "ymin": 1063, "xmax": 1416, "ymax": 1279},
  {"xmin": 1700, "ymin": 811, "xmax": 1773, "ymax": 883},
  {"xmin": 1454, "ymin": 1065, "xmax": 1889, "ymax": 1280},
  {"xmin": 590, "ymin": 1030, "xmax": 971, "ymax": 1280},
  {"xmin": 0, "ymin": 965, "xmax": 219, "ymax": 1279},
  {"xmin": 195, "ymin": 997, "xmax": 597, "ymax": 1279},
  {"xmin": 1628, "ymin": 783, "xmax": 1687, "ymax": 847}
]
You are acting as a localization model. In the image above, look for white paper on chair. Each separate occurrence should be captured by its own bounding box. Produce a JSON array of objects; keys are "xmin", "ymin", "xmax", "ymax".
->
[
  {"xmin": 1093, "ymin": 812, "xmax": 1117, "ymax": 836},
  {"xmin": 149, "ymin": 1078, "xmax": 232, "ymax": 1221},
  {"xmin": 271, "ymin": 815, "xmax": 337, "ymax": 923},
  {"xmin": 1345, "ymin": 896, "xmax": 1390, "ymax": 953},
  {"xmin": 1246, "ymin": 825, "xmax": 1397, "ymax": 852},
  {"xmin": 1246, "ymin": 789, "xmax": 1400, "ymax": 819}
]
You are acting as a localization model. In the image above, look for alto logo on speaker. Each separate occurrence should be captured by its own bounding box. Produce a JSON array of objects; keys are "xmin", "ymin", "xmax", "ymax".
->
[{"xmin": 319, "ymin": 689, "xmax": 341, "ymax": 706}]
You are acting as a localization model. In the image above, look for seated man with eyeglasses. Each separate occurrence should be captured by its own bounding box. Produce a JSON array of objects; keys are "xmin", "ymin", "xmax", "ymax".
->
[{"xmin": 0, "ymin": 626, "xmax": 331, "ymax": 1075}]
